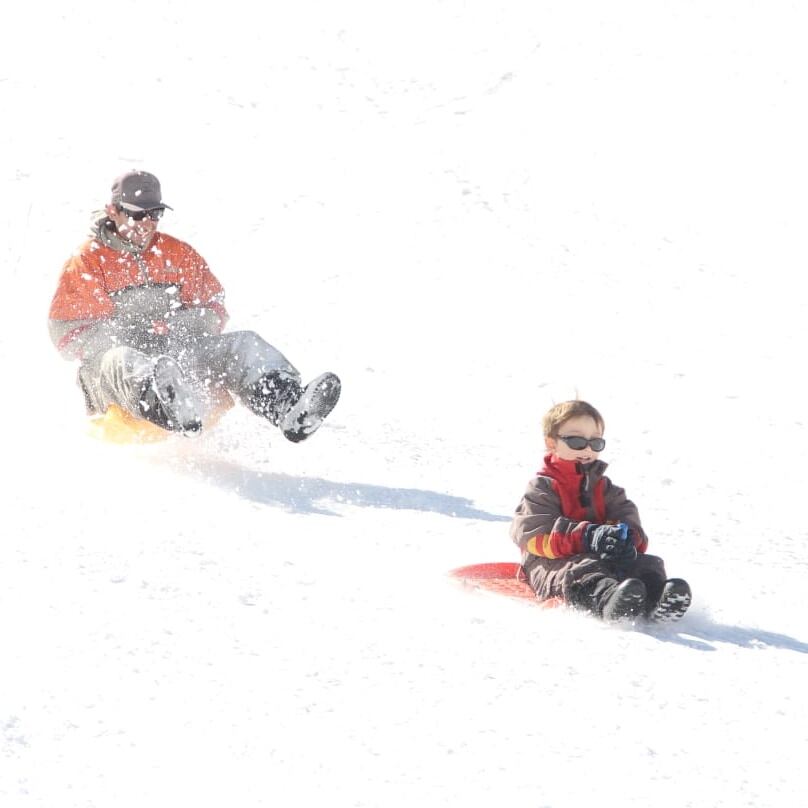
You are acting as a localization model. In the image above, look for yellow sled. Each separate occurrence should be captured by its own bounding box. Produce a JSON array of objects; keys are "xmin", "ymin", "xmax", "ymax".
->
[{"xmin": 88, "ymin": 393, "xmax": 234, "ymax": 445}]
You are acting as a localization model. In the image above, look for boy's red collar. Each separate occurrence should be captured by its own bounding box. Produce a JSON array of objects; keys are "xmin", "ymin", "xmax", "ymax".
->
[{"xmin": 540, "ymin": 453, "xmax": 607, "ymax": 477}]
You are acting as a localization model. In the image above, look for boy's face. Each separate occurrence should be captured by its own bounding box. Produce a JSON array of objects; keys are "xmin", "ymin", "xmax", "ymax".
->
[{"xmin": 545, "ymin": 415, "xmax": 604, "ymax": 465}]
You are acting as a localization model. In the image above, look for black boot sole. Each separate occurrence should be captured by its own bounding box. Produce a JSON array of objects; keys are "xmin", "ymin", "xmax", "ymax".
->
[
  {"xmin": 648, "ymin": 578, "xmax": 692, "ymax": 623},
  {"xmin": 282, "ymin": 373, "xmax": 341, "ymax": 443}
]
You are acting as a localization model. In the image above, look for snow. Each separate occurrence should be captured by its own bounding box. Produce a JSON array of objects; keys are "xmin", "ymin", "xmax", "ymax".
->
[{"xmin": 3, "ymin": 1, "xmax": 808, "ymax": 806}]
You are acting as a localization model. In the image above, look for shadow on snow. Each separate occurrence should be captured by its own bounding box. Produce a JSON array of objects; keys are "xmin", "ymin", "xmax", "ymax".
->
[
  {"xmin": 643, "ymin": 613, "xmax": 808, "ymax": 655},
  {"xmin": 172, "ymin": 455, "xmax": 510, "ymax": 522}
]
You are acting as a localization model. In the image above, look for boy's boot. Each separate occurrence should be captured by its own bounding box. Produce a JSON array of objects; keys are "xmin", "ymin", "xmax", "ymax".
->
[
  {"xmin": 600, "ymin": 578, "xmax": 648, "ymax": 622},
  {"xmin": 138, "ymin": 355, "xmax": 203, "ymax": 434},
  {"xmin": 647, "ymin": 578, "xmax": 691, "ymax": 623},
  {"xmin": 247, "ymin": 370, "xmax": 341, "ymax": 442}
]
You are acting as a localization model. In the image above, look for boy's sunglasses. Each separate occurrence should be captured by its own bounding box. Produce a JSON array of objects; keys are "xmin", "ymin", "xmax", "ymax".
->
[
  {"xmin": 118, "ymin": 206, "xmax": 165, "ymax": 221},
  {"xmin": 558, "ymin": 435, "xmax": 606, "ymax": 452}
]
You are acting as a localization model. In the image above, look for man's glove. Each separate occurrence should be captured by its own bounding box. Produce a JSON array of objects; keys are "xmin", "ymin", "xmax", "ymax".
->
[{"xmin": 584, "ymin": 522, "xmax": 637, "ymax": 563}]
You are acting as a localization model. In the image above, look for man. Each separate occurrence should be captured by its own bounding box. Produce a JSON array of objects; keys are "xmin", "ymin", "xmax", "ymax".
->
[{"xmin": 49, "ymin": 170, "xmax": 340, "ymax": 440}]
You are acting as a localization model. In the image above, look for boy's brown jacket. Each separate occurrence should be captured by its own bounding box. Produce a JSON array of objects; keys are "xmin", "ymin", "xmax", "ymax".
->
[{"xmin": 510, "ymin": 454, "xmax": 648, "ymax": 561}]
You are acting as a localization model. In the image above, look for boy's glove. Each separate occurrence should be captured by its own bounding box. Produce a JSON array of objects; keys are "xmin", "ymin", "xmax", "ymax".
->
[{"xmin": 584, "ymin": 522, "xmax": 637, "ymax": 563}]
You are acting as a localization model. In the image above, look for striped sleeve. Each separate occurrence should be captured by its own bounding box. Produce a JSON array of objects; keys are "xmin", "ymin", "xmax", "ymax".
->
[{"xmin": 510, "ymin": 477, "xmax": 591, "ymax": 559}]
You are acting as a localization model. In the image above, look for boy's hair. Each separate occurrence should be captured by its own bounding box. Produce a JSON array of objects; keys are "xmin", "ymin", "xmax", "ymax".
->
[{"xmin": 542, "ymin": 400, "xmax": 605, "ymax": 438}]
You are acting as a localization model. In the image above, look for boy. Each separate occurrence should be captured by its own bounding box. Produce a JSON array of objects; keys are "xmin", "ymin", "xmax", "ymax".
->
[{"xmin": 510, "ymin": 400, "xmax": 690, "ymax": 622}]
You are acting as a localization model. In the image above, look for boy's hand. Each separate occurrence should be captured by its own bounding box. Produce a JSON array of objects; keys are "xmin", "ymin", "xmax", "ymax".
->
[{"xmin": 584, "ymin": 523, "xmax": 638, "ymax": 562}]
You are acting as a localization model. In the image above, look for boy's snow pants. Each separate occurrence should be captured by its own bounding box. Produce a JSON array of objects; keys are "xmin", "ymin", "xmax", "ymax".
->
[{"xmin": 523, "ymin": 552, "xmax": 667, "ymax": 613}]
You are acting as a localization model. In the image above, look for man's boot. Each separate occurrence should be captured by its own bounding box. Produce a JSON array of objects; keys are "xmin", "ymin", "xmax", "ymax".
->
[
  {"xmin": 138, "ymin": 355, "xmax": 203, "ymax": 434},
  {"xmin": 247, "ymin": 371, "xmax": 341, "ymax": 442}
]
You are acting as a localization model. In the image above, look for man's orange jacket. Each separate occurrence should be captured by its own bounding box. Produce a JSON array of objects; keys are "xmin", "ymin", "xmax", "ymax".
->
[{"xmin": 49, "ymin": 220, "xmax": 229, "ymax": 360}]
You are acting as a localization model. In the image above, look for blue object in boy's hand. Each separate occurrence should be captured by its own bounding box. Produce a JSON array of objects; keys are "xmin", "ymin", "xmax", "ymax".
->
[{"xmin": 584, "ymin": 522, "xmax": 637, "ymax": 562}]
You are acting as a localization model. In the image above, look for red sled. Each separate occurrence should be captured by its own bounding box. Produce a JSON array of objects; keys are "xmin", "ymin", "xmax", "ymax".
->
[{"xmin": 448, "ymin": 562, "xmax": 564, "ymax": 608}]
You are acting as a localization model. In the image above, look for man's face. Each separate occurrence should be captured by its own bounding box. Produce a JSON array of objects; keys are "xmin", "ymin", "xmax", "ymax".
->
[
  {"xmin": 545, "ymin": 415, "xmax": 605, "ymax": 465},
  {"xmin": 106, "ymin": 204, "xmax": 163, "ymax": 249}
]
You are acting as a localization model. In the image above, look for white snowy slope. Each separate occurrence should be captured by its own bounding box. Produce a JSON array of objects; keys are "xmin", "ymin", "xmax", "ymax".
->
[{"xmin": 2, "ymin": 2, "xmax": 808, "ymax": 806}]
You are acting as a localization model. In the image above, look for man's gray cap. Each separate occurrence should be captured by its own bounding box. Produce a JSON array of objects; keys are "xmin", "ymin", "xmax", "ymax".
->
[{"xmin": 110, "ymin": 170, "xmax": 173, "ymax": 211}]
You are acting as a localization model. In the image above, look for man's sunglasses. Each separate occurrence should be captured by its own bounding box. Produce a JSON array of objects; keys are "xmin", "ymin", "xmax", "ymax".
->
[
  {"xmin": 558, "ymin": 435, "xmax": 606, "ymax": 452},
  {"xmin": 118, "ymin": 206, "xmax": 165, "ymax": 221}
]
